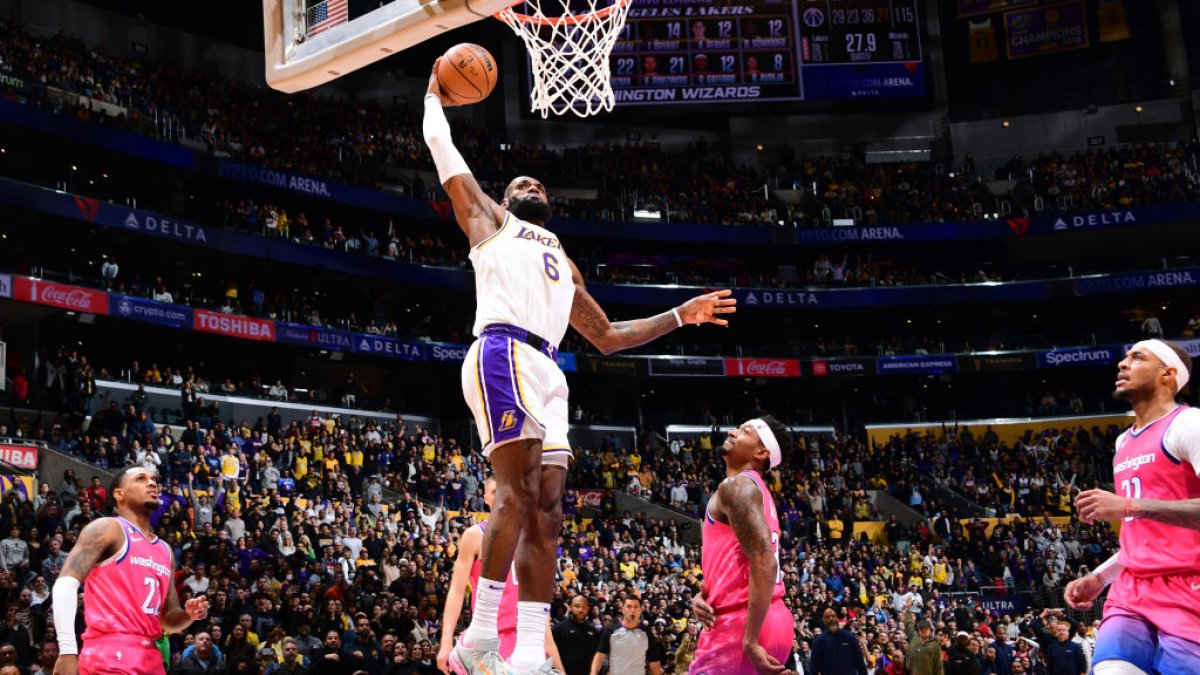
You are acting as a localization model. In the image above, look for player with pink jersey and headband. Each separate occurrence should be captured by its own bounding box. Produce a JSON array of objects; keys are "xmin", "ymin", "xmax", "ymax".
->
[
  {"xmin": 690, "ymin": 416, "xmax": 795, "ymax": 675},
  {"xmin": 1065, "ymin": 339, "xmax": 1200, "ymax": 675},
  {"xmin": 51, "ymin": 466, "xmax": 208, "ymax": 675}
]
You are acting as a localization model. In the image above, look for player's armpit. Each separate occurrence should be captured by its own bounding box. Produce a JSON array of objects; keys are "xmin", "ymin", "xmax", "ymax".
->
[
  {"xmin": 60, "ymin": 518, "xmax": 120, "ymax": 581},
  {"xmin": 442, "ymin": 173, "xmax": 505, "ymax": 247}
]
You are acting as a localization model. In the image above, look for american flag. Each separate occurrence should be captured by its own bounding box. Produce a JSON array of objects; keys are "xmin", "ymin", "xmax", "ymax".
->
[{"xmin": 308, "ymin": 0, "xmax": 348, "ymax": 37}]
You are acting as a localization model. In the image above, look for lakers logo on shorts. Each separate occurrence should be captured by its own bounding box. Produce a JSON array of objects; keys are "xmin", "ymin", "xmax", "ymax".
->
[{"xmin": 499, "ymin": 409, "xmax": 518, "ymax": 432}]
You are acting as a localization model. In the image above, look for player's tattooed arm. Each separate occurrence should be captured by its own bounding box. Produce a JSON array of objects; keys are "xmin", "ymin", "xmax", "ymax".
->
[
  {"xmin": 59, "ymin": 518, "xmax": 119, "ymax": 581},
  {"xmin": 1130, "ymin": 498, "xmax": 1200, "ymax": 531},
  {"xmin": 721, "ymin": 477, "xmax": 778, "ymax": 652},
  {"xmin": 568, "ymin": 259, "xmax": 736, "ymax": 354}
]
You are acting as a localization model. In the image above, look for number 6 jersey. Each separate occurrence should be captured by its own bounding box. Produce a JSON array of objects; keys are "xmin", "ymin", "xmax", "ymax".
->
[
  {"xmin": 469, "ymin": 212, "xmax": 575, "ymax": 349},
  {"xmin": 82, "ymin": 516, "xmax": 174, "ymax": 641}
]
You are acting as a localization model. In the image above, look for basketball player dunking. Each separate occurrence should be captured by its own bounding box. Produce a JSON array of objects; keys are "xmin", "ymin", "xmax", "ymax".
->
[
  {"xmin": 423, "ymin": 62, "xmax": 736, "ymax": 675},
  {"xmin": 52, "ymin": 466, "xmax": 208, "ymax": 675},
  {"xmin": 437, "ymin": 478, "xmax": 564, "ymax": 674},
  {"xmin": 1065, "ymin": 339, "xmax": 1200, "ymax": 675},
  {"xmin": 690, "ymin": 417, "xmax": 795, "ymax": 675}
]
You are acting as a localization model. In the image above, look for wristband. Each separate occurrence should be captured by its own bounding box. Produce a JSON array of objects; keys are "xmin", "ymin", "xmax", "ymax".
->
[
  {"xmin": 1124, "ymin": 497, "xmax": 1133, "ymax": 520},
  {"xmin": 671, "ymin": 307, "xmax": 684, "ymax": 327}
]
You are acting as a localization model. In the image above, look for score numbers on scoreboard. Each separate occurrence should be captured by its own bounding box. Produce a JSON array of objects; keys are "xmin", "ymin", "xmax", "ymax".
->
[{"xmin": 605, "ymin": 0, "xmax": 924, "ymax": 106}]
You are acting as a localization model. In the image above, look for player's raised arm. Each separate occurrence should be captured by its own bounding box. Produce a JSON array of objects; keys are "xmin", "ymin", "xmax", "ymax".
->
[
  {"xmin": 52, "ymin": 518, "xmax": 121, "ymax": 674},
  {"xmin": 720, "ymin": 477, "xmax": 789, "ymax": 675},
  {"xmin": 567, "ymin": 258, "xmax": 737, "ymax": 355},
  {"xmin": 423, "ymin": 60, "xmax": 507, "ymax": 247}
]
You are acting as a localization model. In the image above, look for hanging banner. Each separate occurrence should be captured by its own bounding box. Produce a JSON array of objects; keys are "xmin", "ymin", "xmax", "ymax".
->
[
  {"xmin": 275, "ymin": 323, "xmax": 356, "ymax": 352},
  {"xmin": 193, "ymin": 310, "xmax": 276, "ymax": 341},
  {"xmin": 109, "ymin": 294, "xmax": 192, "ymax": 329},
  {"xmin": 956, "ymin": 352, "xmax": 1037, "ymax": 373},
  {"xmin": 0, "ymin": 444, "xmax": 38, "ymax": 470},
  {"xmin": 13, "ymin": 277, "xmax": 109, "ymax": 314},
  {"xmin": 724, "ymin": 358, "xmax": 801, "ymax": 378},
  {"xmin": 648, "ymin": 357, "xmax": 727, "ymax": 377},
  {"xmin": 810, "ymin": 358, "xmax": 877, "ymax": 377},
  {"xmin": 1005, "ymin": 1, "xmax": 1089, "ymax": 60},
  {"xmin": 877, "ymin": 355, "xmax": 959, "ymax": 375}
]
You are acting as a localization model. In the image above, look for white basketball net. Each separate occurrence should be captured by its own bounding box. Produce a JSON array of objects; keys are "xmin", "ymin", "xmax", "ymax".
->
[{"xmin": 495, "ymin": 0, "xmax": 632, "ymax": 118}]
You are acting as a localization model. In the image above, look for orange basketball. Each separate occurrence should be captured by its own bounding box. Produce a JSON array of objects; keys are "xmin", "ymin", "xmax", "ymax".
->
[{"xmin": 436, "ymin": 43, "xmax": 498, "ymax": 105}]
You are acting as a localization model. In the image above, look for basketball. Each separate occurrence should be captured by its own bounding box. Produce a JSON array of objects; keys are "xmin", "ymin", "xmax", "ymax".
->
[{"xmin": 436, "ymin": 43, "xmax": 498, "ymax": 105}]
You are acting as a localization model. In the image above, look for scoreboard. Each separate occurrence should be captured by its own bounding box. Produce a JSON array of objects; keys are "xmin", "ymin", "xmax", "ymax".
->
[{"xmin": 604, "ymin": 0, "xmax": 926, "ymax": 106}]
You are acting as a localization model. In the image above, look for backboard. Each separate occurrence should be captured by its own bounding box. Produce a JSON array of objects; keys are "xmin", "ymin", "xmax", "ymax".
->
[{"xmin": 263, "ymin": 0, "xmax": 515, "ymax": 93}]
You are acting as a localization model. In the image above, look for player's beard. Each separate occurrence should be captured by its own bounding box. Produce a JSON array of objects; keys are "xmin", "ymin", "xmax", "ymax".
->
[{"xmin": 509, "ymin": 196, "xmax": 552, "ymax": 225}]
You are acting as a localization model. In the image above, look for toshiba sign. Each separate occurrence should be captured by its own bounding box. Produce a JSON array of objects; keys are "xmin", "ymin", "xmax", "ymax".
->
[
  {"xmin": 724, "ymin": 358, "xmax": 801, "ymax": 378},
  {"xmin": 0, "ymin": 443, "xmax": 38, "ymax": 470}
]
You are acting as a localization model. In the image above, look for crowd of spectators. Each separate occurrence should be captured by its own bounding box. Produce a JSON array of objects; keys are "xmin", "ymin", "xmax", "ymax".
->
[
  {"xmin": 2, "ymin": 18, "xmax": 1199, "ymax": 232},
  {"xmin": 0, "ymin": 394, "xmax": 1122, "ymax": 675}
]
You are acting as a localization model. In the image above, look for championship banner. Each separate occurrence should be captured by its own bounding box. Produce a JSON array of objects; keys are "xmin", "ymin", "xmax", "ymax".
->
[
  {"xmin": 0, "ymin": 273, "xmax": 10, "ymax": 298},
  {"xmin": 0, "ymin": 444, "xmax": 38, "ymax": 470},
  {"xmin": 1004, "ymin": 1, "xmax": 1089, "ymax": 60},
  {"xmin": 810, "ymin": 358, "xmax": 876, "ymax": 377},
  {"xmin": 877, "ymin": 355, "xmax": 958, "ymax": 375},
  {"xmin": 276, "ymin": 323, "xmax": 355, "ymax": 352},
  {"xmin": 12, "ymin": 277, "xmax": 109, "ymax": 315},
  {"xmin": 193, "ymin": 309, "xmax": 275, "ymax": 341},
  {"xmin": 958, "ymin": 0, "xmax": 1036, "ymax": 18},
  {"xmin": 109, "ymin": 294, "xmax": 192, "ymax": 329},
  {"xmin": 956, "ymin": 351, "xmax": 1037, "ymax": 373},
  {"xmin": 1037, "ymin": 345, "xmax": 1121, "ymax": 368},
  {"xmin": 647, "ymin": 357, "xmax": 727, "ymax": 377},
  {"xmin": 724, "ymin": 358, "xmax": 800, "ymax": 378}
]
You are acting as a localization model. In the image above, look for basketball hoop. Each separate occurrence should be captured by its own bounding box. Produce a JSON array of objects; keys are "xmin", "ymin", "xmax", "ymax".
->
[{"xmin": 495, "ymin": 0, "xmax": 633, "ymax": 118}]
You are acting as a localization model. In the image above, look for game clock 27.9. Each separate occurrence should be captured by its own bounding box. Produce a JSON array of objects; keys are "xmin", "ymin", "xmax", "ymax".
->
[{"xmin": 596, "ymin": 0, "xmax": 925, "ymax": 106}]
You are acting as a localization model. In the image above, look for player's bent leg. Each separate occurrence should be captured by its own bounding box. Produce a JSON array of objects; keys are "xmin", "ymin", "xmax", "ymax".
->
[
  {"xmin": 510, "ymin": 460, "xmax": 567, "ymax": 669},
  {"xmin": 462, "ymin": 437, "xmax": 541, "ymax": 654},
  {"xmin": 1093, "ymin": 614, "xmax": 1158, "ymax": 675},
  {"xmin": 1154, "ymin": 632, "xmax": 1200, "ymax": 675}
]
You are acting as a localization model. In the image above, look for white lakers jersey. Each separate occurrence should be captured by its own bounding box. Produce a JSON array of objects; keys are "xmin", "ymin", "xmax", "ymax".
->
[{"xmin": 469, "ymin": 212, "xmax": 576, "ymax": 348}]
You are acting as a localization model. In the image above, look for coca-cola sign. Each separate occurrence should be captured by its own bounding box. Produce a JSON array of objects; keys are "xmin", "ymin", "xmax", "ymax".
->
[
  {"xmin": 14, "ymin": 277, "xmax": 109, "ymax": 315},
  {"xmin": 723, "ymin": 358, "xmax": 800, "ymax": 378},
  {"xmin": 575, "ymin": 490, "xmax": 610, "ymax": 508}
]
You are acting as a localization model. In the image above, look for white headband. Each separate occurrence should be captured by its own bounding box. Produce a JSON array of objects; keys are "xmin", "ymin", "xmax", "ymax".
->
[
  {"xmin": 748, "ymin": 419, "xmax": 782, "ymax": 469},
  {"xmin": 1133, "ymin": 340, "xmax": 1190, "ymax": 392}
]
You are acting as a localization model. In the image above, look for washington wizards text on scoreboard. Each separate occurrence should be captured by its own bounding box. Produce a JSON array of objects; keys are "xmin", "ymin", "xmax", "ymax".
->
[{"xmin": 607, "ymin": 0, "xmax": 925, "ymax": 105}]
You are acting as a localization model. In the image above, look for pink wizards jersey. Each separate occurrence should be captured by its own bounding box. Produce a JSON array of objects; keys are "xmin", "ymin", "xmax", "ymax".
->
[
  {"xmin": 82, "ymin": 517, "xmax": 174, "ymax": 641},
  {"xmin": 692, "ymin": 471, "xmax": 792, "ymax": 675},
  {"xmin": 468, "ymin": 521, "xmax": 518, "ymax": 637},
  {"xmin": 1113, "ymin": 405, "xmax": 1200, "ymax": 577},
  {"xmin": 700, "ymin": 470, "xmax": 785, "ymax": 613}
]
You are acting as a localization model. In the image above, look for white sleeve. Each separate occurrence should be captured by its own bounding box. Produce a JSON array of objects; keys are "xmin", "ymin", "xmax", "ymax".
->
[{"xmin": 1163, "ymin": 407, "xmax": 1200, "ymax": 477}]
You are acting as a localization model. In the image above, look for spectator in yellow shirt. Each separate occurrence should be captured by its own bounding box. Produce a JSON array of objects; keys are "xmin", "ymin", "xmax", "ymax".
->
[{"xmin": 619, "ymin": 552, "xmax": 638, "ymax": 579}]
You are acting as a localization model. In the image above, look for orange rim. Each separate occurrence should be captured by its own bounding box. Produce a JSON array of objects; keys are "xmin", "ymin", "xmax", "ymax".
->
[{"xmin": 495, "ymin": 0, "xmax": 631, "ymax": 27}]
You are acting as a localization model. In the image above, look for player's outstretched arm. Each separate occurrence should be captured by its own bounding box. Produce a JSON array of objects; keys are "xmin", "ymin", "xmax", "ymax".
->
[
  {"xmin": 721, "ymin": 478, "xmax": 789, "ymax": 675},
  {"xmin": 438, "ymin": 525, "xmax": 482, "ymax": 673},
  {"xmin": 1077, "ymin": 487, "xmax": 1200, "ymax": 531},
  {"xmin": 567, "ymin": 259, "xmax": 736, "ymax": 355},
  {"xmin": 52, "ymin": 518, "xmax": 121, "ymax": 675},
  {"xmin": 423, "ymin": 60, "xmax": 505, "ymax": 247},
  {"xmin": 160, "ymin": 560, "xmax": 208, "ymax": 633}
]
